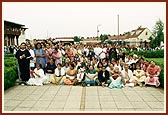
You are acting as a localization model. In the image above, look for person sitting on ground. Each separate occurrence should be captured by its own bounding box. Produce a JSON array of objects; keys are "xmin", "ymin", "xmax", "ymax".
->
[
  {"xmin": 95, "ymin": 62, "xmax": 103, "ymax": 72},
  {"xmin": 108, "ymin": 66, "xmax": 123, "ymax": 89},
  {"xmin": 76, "ymin": 65, "xmax": 86, "ymax": 85},
  {"xmin": 27, "ymin": 64, "xmax": 47, "ymax": 86},
  {"xmin": 45, "ymin": 58, "xmax": 57, "ymax": 83},
  {"xmin": 121, "ymin": 64, "xmax": 136, "ymax": 87},
  {"xmin": 106, "ymin": 63, "xmax": 114, "ymax": 76},
  {"xmin": 85, "ymin": 65, "xmax": 98, "ymax": 87},
  {"xmin": 64, "ymin": 63, "xmax": 77, "ymax": 85},
  {"xmin": 51, "ymin": 63, "xmax": 66, "ymax": 85},
  {"xmin": 133, "ymin": 64, "xmax": 146, "ymax": 87},
  {"xmin": 63, "ymin": 62, "xmax": 70, "ymax": 74},
  {"xmin": 96, "ymin": 66, "xmax": 111, "ymax": 87},
  {"xmin": 145, "ymin": 61, "xmax": 161, "ymax": 87}
]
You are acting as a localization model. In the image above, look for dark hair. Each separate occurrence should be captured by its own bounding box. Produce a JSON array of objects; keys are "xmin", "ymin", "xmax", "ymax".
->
[
  {"xmin": 37, "ymin": 64, "xmax": 42, "ymax": 68},
  {"xmin": 35, "ymin": 42, "xmax": 42, "ymax": 49},
  {"xmin": 20, "ymin": 42, "xmax": 26, "ymax": 46},
  {"xmin": 97, "ymin": 62, "xmax": 103, "ymax": 68},
  {"xmin": 57, "ymin": 63, "xmax": 62, "ymax": 67},
  {"xmin": 70, "ymin": 63, "xmax": 75, "ymax": 69}
]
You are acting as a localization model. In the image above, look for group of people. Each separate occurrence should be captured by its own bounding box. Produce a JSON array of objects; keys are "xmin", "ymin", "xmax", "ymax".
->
[{"xmin": 15, "ymin": 40, "xmax": 162, "ymax": 88}]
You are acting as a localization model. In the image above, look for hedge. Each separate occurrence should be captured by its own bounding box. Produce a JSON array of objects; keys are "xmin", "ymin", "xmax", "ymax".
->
[
  {"xmin": 123, "ymin": 50, "xmax": 164, "ymax": 58},
  {"xmin": 4, "ymin": 54, "xmax": 18, "ymax": 90}
]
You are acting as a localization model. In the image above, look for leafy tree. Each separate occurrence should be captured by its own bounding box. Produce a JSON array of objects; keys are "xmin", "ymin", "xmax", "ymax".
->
[
  {"xmin": 100, "ymin": 34, "xmax": 108, "ymax": 43},
  {"xmin": 150, "ymin": 19, "xmax": 164, "ymax": 48},
  {"xmin": 74, "ymin": 36, "xmax": 81, "ymax": 42}
]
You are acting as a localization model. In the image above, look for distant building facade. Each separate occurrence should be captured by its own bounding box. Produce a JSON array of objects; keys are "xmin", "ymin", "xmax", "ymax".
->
[
  {"xmin": 108, "ymin": 27, "xmax": 154, "ymax": 47},
  {"xmin": 4, "ymin": 20, "xmax": 28, "ymax": 46}
]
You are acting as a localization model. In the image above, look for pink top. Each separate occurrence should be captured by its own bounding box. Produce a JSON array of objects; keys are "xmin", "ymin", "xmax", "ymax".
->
[{"xmin": 146, "ymin": 65, "xmax": 161, "ymax": 76}]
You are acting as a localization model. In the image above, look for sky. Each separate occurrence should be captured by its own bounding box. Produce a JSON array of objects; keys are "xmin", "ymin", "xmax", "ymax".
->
[{"xmin": 2, "ymin": 2, "xmax": 166, "ymax": 39}]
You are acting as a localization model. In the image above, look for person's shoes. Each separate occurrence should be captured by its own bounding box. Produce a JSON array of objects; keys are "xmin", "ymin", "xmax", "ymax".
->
[
  {"xmin": 21, "ymin": 83, "xmax": 25, "ymax": 86},
  {"xmin": 87, "ymin": 84, "xmax": 90, "ymax": 87},
  {"xmin": 81, "ymin": 82, "xmax": 86, "ymax": 87}
]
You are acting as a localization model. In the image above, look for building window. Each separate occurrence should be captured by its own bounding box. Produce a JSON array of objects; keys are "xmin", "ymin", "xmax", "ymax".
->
[{"xmin": 146, "ymin": 32, "xmax": 148, "ymax": 35}]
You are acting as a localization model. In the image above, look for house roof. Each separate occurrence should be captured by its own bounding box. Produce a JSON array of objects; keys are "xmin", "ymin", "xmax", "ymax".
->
[
  {"xmin": 108, "ymin": 27, "xmax": 147, "ymax": 40},
  {"xmin": 83, "ymin": 37, "xmax": 98, "ymax": 41},
  {"xmin": 128, "ymin": 28, "xmax": 146, "ymax": 38}
]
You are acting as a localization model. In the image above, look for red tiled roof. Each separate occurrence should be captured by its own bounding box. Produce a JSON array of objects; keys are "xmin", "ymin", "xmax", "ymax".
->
[
  {"xmin": 129, "ymin": 28, "xmax": 146, "ymax": 38},
  {"xmin": 108, "ymin": 28, "xmax": 146, "ymax": 40},
  {"xmin": 108, "ymin": 34, "xmax": 130, "ymax": 40},
  {"xmin": 83, "ymin": 37, "xmax": 98, "ymax": 41}
]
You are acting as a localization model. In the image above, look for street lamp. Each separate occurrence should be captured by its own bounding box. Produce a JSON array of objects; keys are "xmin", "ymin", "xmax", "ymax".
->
[{"xmin": 97, "ymin": 24, "xmax": 101, "ymax": 38}]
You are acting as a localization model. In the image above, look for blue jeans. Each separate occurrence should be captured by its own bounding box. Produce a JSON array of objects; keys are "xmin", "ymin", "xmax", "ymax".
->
[{"xmin": 85, "ymin": 80, "xmax": 95, "ymax": 85}]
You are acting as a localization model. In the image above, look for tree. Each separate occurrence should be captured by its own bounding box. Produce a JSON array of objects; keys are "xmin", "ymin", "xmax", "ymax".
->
[
  {"xmin": 150, "ymin": 19, "xmax": 164, "ymax": 48},
  {"xmin": 74, "ymin": 36, "xmax": 81, "ymax": 42},
  {"xmin": 100, "ymin": 34, "xmax": 108, "ymax": 43}
]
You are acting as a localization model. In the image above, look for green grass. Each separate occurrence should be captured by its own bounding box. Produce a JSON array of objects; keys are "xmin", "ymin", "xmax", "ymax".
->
[{"xmin": 145, "ymin": 58, "xmax": 164, "ymax": 64}]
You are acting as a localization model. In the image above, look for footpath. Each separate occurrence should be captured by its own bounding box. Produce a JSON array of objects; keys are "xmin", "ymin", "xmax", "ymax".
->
[{"xmin": 3, "ymin": 84, "xmax": 165, "ymax": 112}]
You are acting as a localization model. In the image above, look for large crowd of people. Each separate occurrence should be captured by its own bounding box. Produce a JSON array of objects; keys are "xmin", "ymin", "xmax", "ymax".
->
[{"xmin": 13, "ymin": 39, "xmax": 162, "ymax": 88}]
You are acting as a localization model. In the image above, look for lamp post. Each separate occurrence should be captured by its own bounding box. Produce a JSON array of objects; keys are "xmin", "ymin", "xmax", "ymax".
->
[{"xmin": 97, "ymin": 24, "xmax": 101, "ymax": 38}]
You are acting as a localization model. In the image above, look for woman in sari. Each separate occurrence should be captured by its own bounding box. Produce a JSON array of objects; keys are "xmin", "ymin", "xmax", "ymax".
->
[
  {"xmin": 27, "ymin": 64, "xmax": 47, "ymax": 86},
  {"xmin": 64, "ymin": 63, "xmax": 77, "ymax": 85},
  {"xmin": 145, "ymin": 61, "xmax": 161, "ymax": 87}
]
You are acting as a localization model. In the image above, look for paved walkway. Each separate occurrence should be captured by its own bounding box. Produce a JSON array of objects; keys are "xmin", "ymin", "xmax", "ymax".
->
[{"xmin": 3, "ymin": 84, "xmax": 165, "ymax": 112}]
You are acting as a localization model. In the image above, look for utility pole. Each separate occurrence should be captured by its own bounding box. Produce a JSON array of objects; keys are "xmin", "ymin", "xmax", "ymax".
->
[
  {"xmin": 118, "ymin": 14, "xmax": 119, "ymax": 45},
  {"xmin": 97, "ymin": 24, "xmax": 101, "ymax": 39}
]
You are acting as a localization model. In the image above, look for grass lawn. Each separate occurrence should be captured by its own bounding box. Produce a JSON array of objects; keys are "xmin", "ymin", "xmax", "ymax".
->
[{"xmin": 146, "ymin": 58, "xmax": 164, "ymax": 64}]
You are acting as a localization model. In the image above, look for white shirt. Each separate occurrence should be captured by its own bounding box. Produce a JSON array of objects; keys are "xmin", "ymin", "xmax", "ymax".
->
[{"xmin": 55, "ymin": 68, "xmax": 65, "ymax": 77}]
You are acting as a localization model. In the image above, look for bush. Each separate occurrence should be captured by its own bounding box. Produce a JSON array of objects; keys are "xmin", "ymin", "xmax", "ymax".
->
[
  {"xmin": 4, "ymin": 54, "xmax": 18, "ymax": 90},
  {"xmin": 123, "ymin": 50, "xmax": 164, "ymax": 58}
]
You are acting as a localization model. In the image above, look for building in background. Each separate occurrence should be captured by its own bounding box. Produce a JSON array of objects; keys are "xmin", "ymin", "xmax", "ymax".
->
[
  {"xmin": 108, "ymin": 27, "xmax": 154, "ymax": 47},
  {"xmin": 4, "ymin": 20, "xmax": 28, "ymax": 46}
]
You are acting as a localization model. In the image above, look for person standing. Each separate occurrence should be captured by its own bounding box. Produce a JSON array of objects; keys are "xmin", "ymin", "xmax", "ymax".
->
[
  {"xmin": 15, "ymin": 42, "xmax": 31, "ymax": 84},
  {"xmin": 34, "ymin": 43, "xmax": 46, "ymax": 69}
]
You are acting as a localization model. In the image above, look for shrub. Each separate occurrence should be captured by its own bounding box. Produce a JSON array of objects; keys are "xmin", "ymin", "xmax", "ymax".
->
[
  {"xmin": 4, "ymin": 54, "xmax": 18, "ymax": 90},
  {"xmin": 123, "ymin": 50, "xmax": 164, "ymax": 58}
]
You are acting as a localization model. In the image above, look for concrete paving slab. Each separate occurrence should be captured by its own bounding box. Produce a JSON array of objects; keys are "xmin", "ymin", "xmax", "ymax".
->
[
  {"xmin": 13, "ymin": 107, "xmax": 31, "ymax": 111},
  {"xmin": 141, "ymin": 96, "xmax": 158, "ymax": 102},
  {"xmin": 130, "ymin": 102, "xmax": 150, "ymax": 109},
  {"xmin": 126, "ymin": 95, "xmax": 143, "ymax": 102},
  {"xmin": 18, "ymin": 100, "xmax": 36, "ymax": 108},
  {"xmin": 33, "ymin": 100, "xmax": 51, "ymax": 108},
  {"xmin": 85, "ymin": 96, "xmax": 99, "ymax": 101},
  {"xmin": 123, "ymin": 90, "xmax": 139, "ymax": 96},
  {"xmin": 46, "ymin": 108, "xmax": 63, "ymax": 111},
  {"xmin": 84, "ymin": 108, "xmax": 101, "ymax": 111},
  {"xmin": 25, "ymin": 94, "xmax": 42, "ymax": 101},
  {"xmin": 101, "ymin": 108, "xmax": 118, "ymax": 111},
  {"xmin": 39, "ymin": 95, "xmax": 55, "ymax": 101},
  {"xmin": 100, "ymin": 102, "xmax": 117, "ymax": 109},
  {"xmin": 99, "ymin": 96, "xmax": 114, "ymax": 102},
  {"xmin": 64, "ymin": 102, "xmax": 81, "ymax": 109},
  {"xmin": 112, "ymin": 96, "xmax": 129, "ymax": 102},
  {"xmin": 5, "ymin": 100, "xmax": 22, "ymax": 107},
  {"xmin": 110, "ymin": 90, "xmax": 125, "ymax": 96},
  {"xmin": 4, "ymin": 106, "xmax": 16, "ymax": 111},
  {"xmin": 53, "ymin": 96, "xmax": 68, "ymax": 102},
  {"xmin": 48, "ymin": 101, "xmax": 66, "ymax": 109},
  {"xmin": 154, "ymin": 96, "xmax": 164, "ymax": 102},
  {"xmin": 115, "ymin": 101, "xmax": 134, "ymax": 109},
  {"xmin": 11, "ymin": 94, "xmax": 29, "ymax": 101},
  {"xmin": 146, "ymin": 102, "xmax": 164, "ymax": 109},
  {"xmin": 85, "ymin": 102, "xmax": 100, "ymax": 109},
  {"xmin": 149, "ymin": 91, "xmax": 164, "ymax": 96},
  {"xmin": 30, "ymin": 107, "xmax": 48, "ymax": 111}
]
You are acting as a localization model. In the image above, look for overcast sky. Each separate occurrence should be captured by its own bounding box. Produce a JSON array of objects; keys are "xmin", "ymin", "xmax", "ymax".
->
[{"xmin": 3, "ymin": 2, "xmax": 166, "ymax": 39}]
